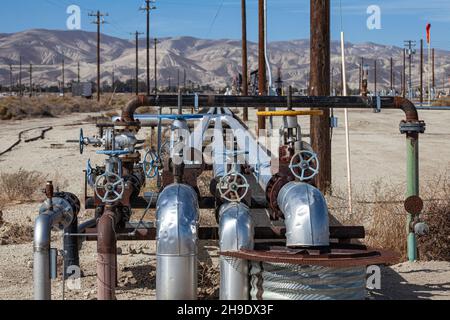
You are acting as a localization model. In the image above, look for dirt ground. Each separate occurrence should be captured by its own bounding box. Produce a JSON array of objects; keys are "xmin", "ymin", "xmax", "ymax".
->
[{"xmin": 0, "ymin": 107, "xmax": 449, "ymax": 300}]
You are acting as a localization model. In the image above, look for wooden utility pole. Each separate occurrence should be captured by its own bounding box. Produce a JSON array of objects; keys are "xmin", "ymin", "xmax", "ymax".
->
[
  {"xmin": 29, "ymin": 63, "xmax": 32, "ymax": 97},
  {"xmin": 390, "ymin": 57, "xmax": 393, "ymax": 91},
  {"xmin": 241, "ymin": 0, "xmax": 249, "ymax": 121},
  {"xmin": 89, "ymin": 11, "xmax": 108, "ymax": 102},
  {"xmin": 420, "ymin": 39, "xmax": 423, "ymax": 103},
  {"xmin": 62, "ymin": 54, "xmax": 65, "ymax": 97},
  {"xmin": 19, "ymin": 56, "xmax": 22, "ymax": 97},
  {"xmin": 257, "ymin": 0, "xmax": 267, "ymax": 133},
  {"xmin": 310, "ymin": 0, "xmax": 331, "ymax": 193},
  {"xmin": 177, "ymin": 69, "xmax": 180, "ymax": 91},
  {"xmin": 131, "ymin": 31, "xmax": 144, "ymax": 96},
  {"xmin": 77, "ymin": 62, "xmax": 80, "ymax": 83},
  {"xmin": 373, "ymin": 60, "xmax": 377, "ymax": 94},
  {"xmin": 403, "ymin": 49, "xmax": 406, "ymax": 98},
  {"xmin": 9, "ymin": 64, "xmax": 13, "ymax": 95},
  {"xmin": 358, "ymin": 59, "xmax": 362, "ymax": 94},
  {"xmin": 154, "ymin": 38, "xmax": 158, "ymax": 94},
  {"xmin": 183, "ymin": 69, "xmax": 186, "ymax": 91},
  {"xmin": 140, "ymin": 0, "xmax": 156, "ymax": 96}
]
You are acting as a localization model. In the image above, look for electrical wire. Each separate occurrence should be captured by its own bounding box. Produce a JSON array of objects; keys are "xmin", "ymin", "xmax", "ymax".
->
[{"xmin": 206, "ymin": 0, "xmax": 225, "ymax": 38}]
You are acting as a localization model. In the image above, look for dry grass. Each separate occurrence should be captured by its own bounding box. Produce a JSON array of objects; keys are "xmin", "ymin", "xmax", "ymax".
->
[
  {"xmin": 328, "ymin": 174, "xmax": 450, "ymax": 262},
  {"xmin": 0, "ymin": 169, "xmax": 45, "ymax": 202},
  {"xmin": 432, "ymin": 97, "xmax": 450, "ymax": 107},
  {"xmin": 198, "ymin": 262, "xmax": 220, "ymax": 299},
  {"xmin": 0, "ymin": 94, "xmax": 132, "ymax": 120}
]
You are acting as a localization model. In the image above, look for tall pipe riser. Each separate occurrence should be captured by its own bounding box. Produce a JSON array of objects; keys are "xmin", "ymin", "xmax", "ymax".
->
[{"xmin": 156, "ymin": 184, "xmax": 199, "ymax": 300}]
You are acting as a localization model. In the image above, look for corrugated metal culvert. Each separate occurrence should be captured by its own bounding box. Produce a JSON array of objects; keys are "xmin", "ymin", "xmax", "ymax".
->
[{"xmin": 250, "ymin": 262, "xmax": 367, "ymax": 300}]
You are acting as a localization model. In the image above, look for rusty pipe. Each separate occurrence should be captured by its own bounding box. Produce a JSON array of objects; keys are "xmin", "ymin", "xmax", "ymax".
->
[
  {"xmin": 97, "ymin": 208, "xmax": 117, "ymax": 301},
  {"xmin": 121, "ymin": 95, "xmax": 153, "ymax": 122}
]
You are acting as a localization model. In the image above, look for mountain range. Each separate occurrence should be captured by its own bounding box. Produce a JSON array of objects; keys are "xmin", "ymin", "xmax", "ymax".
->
[{"xmin": 0, "ymin": 29, "xmax": 448, "ymax": 91}]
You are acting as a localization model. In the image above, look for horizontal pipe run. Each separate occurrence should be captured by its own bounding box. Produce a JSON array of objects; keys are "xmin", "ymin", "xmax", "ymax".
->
[{"xmin": 121, "ymin": 95, "xmax": 419, "ymax": 122}]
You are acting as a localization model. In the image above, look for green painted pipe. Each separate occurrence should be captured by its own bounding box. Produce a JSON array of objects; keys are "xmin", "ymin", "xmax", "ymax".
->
[{"xmin": 406, "ymin": 135, "xmax": 419, "ymax": 262}]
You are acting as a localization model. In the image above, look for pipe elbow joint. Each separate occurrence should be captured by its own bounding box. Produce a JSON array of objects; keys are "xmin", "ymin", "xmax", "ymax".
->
[
  {"xmin": 219, "ymin": 202, "xmax": 254, "ymax": 252},
  {"xmin": 34, "ymin": 214, "xmax": 52, "ymax": 252},
  {"xmin": 278, "ymin": 182, "xmax": 330, "ymax": 247},
  {"xmin": 156, "ymin": 184, "xmax": 199, "ymax": 256}
]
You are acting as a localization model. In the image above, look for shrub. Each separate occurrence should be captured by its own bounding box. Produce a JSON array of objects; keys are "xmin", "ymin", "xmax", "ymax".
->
[{"xmin": 0, "ymin": 169, "xmax": 45, "ymax": 202}]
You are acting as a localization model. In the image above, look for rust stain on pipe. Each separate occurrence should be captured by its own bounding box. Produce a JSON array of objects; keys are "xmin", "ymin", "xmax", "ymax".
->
[{"xmin": 97, "ymin": 209, "xmax": 117, "ymax": 301}]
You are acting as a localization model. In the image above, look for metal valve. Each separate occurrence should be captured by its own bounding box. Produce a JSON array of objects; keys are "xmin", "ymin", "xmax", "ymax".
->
[
  {"xmin": 143, "ymin": 149, "xmax": 160, "ymax": 179},
  {"xmin": 218, "ymin": 172, "xmax": 249, "ymax": 203},
  {"xmin": 289, "ymin": 150, "xmax": 320, "ymax": 182},
  {"xmin": 94, "ymin": 172, "xmax": 125, "ymax": 204}
]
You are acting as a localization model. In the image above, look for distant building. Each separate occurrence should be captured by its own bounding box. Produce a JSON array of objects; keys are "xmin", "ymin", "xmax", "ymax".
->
[{"xmin": 72, "ymin": 82, "xmax": 93, "ymax": 98}]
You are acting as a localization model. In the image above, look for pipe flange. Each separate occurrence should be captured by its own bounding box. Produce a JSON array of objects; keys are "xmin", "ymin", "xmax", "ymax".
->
[
  {"xmin": 400, "ymin": 120, "xmax": 426, "ymax": 134},
  {"xmin": 266, "ymin": 174, "xmax": 294, "ymax": 220}
]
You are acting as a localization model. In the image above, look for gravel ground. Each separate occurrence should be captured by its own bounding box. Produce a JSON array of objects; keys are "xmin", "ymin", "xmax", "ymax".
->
[{"xmin": 0, "ymin": 109, "xmax": 449, "ymax": 300}]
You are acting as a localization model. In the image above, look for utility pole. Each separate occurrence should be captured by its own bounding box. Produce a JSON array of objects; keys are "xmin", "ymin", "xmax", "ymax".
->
[
  {"xmin": 257, "ymin": 0, "xmax": 267, "ymax": 133},
  {"xmin": 358, "ymin": 59, "xmax": 362, "ymax": 94},
  {"xmin": 112, "ymin": 65, "xmax": 115, "ymax": 92},
  {"xmin": 29, "ymin": 63, "xmax": 33, "ymax": 97},
  {"xmin": 374, "ymin": 60, "xmax": 377, "ymax": 95},
  {"xmin": 404, "ymin": 40, "xmax": 416, "ymax": 100},
  {"xmin": 310, "ymin": 0, "xmax": 331, "ymax": 193},
  {"xmin": 390, "ymin": 57, "xmax": 393, "ymax": 92},
  {"xmin": 154, "ymin": 38, "xmax": 158, "ymax": 94},
  {"xmin": 77, "ymin": 61, "xmax": 80, "ymax": 83},
  {"xmin": 420, "ymin": 39, "xmax": 423, "ymax": 103},
  {"xmin": 89, "ymin": 10, "xmax": 108, "ymax": 102},
  {"xmin": 402, "ymin": 49, "xmax": 406, "ymax": 98},
  {"xmin": 140, "ymin": 0, "xmax": 156, "ymax": 96},
  {"xmin": 177, "ymin": 69, "xmax": 180, "ymax": 92},
  {"xmin": 131, "ymin": 31, "xmax": 144, "ymax": 96},
  {"xmin": 62, "ymin": 54, "xmax": 65, "ymax": 97},
  {"xmin": 241, "ymin": 0, "xmax": 249, "ymax": 121},
  {"xmin": 9, "ymin": 64, "xmax": 13, "ymax": 95},
  {"xmin": 19, "ymin": 56, "xmax": 22, "ymax": 97},
  {"xmin": 183, "ymin": 69, "xmax": 186, "ymax": 91}
]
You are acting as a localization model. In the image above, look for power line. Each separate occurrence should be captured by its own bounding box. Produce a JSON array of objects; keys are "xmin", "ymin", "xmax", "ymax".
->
[{"xmin": 206, "ymin": 0, "xmax": 225, "ymax": 38}]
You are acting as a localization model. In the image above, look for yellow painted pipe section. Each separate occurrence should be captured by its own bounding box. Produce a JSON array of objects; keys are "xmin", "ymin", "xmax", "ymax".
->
[{"xmin": 256, "ymin": 110, "xmax": 324, "ymax": 117}]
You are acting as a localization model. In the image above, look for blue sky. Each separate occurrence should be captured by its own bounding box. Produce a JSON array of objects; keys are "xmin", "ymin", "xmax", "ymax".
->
[{"xmin": 1, "ymin": 0, "xmax": 450, "ymax": 49}]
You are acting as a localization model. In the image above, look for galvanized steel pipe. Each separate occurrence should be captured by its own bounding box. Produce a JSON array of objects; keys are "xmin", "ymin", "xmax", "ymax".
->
[
  {"xmin": 277, "ymin": 182, "xmax": 330, "ymax": 247},
  {"xmin": 219, "ymin": 202, "xmax": 254, "ymax": 300},
  {"xmin": 156, "ymin": 184, "xmax": 199, "ymax": 300}
]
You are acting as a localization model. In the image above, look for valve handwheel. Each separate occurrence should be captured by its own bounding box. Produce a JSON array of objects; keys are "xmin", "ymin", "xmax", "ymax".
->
[
  {"xmin": 289, "ymin": 150, "xmax": 320, "ymax": 182},
  {"xmin": 94, "ymin": 172, "xmax": 125, "ymax": 204},
  {"xmin": 143, "ymin": 150, "xmax": 160, "ymax": 179},
  {"xmin": 219, "ymin": 172, "xmax": 249, "ymax": 203},
  {"xmin": 79, "ymin": 128, "xmax": 85, "ymax": 155}
]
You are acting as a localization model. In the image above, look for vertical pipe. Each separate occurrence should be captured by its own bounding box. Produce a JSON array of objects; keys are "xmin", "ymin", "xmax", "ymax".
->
[
  {"xmin": 219, "ymin": 203, "xmax": 254, "ymax": 300},
  {"xmin": 420, "ymin": 39, "xmax": 423, "ymax": 104},
  {"xmin": 258, "ymin": 0, "xmax": 267, "ymax": 134},
  {"xmin": 241, "ymin": 0, "xmax": 249, "ymax": 122},
  {"xmin": 34, "ymin": 214, "xmax": 52, "ymax": 300},
  {"xmin": 156, "ymin": 184, "xmax": 199, "ymax": 300},
  {"xmin": 146, "ymin": 2, "xmax": 151, "ymax": 96},
  {"xmin": 406, "ymin": 134, "xmax": 419, "ymax": 262},
  {"xmin": 63, "ymin": 216, "xmax": 79, "ymax": 279},
  {"xmin": 310, "ymin": 0, "xmax": 331, "ymax": 193},
  {"xmin": 97, "ymin": 209, "xmax": 117, "ymax": 300}
]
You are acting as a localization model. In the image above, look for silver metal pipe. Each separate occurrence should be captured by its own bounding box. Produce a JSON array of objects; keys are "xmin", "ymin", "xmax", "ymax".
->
[
  {"xmin": 213, "ymin": 119, "xmax": 226, "ymax": 178},
  {"xmin": 219, "ymin": 202, "xmax": 254, "ymax": 300},
  {"xmin": 277, "ymin": 182, "xmax": 330, "ymax": 247},
  {"xmin": 33, "ymin": 214, "xmax": 53, "ymax": 300},
  {"xmin": 156, "ymin": 184, "xmax": 199, "ymax": 300},
  {"xmin": 34, "ymin": 194, "xmax": 79, "ymax": 300},
  {"xmin": 219, "ymin": 115, "xmax": 272, "ymax": 190}
]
